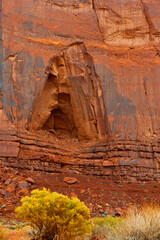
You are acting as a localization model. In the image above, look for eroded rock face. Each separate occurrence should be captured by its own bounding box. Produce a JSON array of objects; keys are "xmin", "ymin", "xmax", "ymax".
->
[
  {"xmin": 30, "ymin": 42, "xmax": 107, "ymax": 140},
  {"xmin": 1, "ymin": 0, "xmax": 160, "ymax": 180},
  {"xmin": 93, "ymin": 0, "xmax": 150, "ymax": 47},
  {"xmin": 92, "ymin": 0, "xmax": 160, "ymax": 47},
  {"xmin": 1, "ymin": 0, "xmax": 160, "ymax": 140}
]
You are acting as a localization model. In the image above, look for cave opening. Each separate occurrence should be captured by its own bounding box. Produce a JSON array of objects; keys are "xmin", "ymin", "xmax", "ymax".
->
[{"xmin": 42, "ymin": 92, "xmax": 78, "ymax": 138}]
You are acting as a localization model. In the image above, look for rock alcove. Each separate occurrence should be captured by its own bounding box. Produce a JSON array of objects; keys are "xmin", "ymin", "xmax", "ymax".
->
[{"xmin": 30, "ymin": 42, "xmax": 107, "ymax": 140}]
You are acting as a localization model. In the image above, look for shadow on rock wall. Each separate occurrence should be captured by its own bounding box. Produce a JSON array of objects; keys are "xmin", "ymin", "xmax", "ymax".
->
[{"xmin": 95, "ymin": 63, "xmax": 137, "ymax": 139}]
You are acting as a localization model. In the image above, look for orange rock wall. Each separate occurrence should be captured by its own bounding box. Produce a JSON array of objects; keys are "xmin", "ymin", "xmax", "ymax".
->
[{"xmin": 1, "ymin": 0, "xmax": 160, "ymax": 179}]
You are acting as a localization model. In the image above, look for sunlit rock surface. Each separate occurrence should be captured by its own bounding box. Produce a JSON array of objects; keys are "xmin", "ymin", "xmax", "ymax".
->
[{"xmin": 1, "ymin": 0, "xmax": 160, "ymax": 181}]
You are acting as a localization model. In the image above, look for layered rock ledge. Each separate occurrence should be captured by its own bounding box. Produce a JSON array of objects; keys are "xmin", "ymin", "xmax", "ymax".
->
[{"xmin": 1, "ymin": 0, "xmax": 160, "ymax": 182}]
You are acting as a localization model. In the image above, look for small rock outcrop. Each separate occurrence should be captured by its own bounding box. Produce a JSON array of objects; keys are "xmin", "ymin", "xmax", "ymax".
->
[{"xmin": 30, "ymin": 42, "xmax": 107, "ymax": 140}]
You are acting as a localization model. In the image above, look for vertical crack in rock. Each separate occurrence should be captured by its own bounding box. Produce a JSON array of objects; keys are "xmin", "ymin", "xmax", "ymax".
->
[
  {"xmin": 4, "ymin": 53, "xmax": 23, "ymax": 128},
  {"xmin": 140, "ymin": 0, "xmax": 160, "ymax": 55},
  {"xmin": 0, "ymin": 90, "xmax": 3, "ymax": 109},
  {"xmin": 151, "ymin": 147, "xmax": 157, "ymax": 171},
  {"xmin": 92, "ymin": 0, "xmax": 105, "ymax": 43},
  {"xmin": 30, "ymin": 42, "xmax": 107, "ymax": 141},
  {"xmin": 143, "ymin": 79, "xmax": 154, "ymax": 135}
]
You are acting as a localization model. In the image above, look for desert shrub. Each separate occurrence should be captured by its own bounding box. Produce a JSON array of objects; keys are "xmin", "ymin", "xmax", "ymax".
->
[
  {"xmin": 89, "ymin": 216, "xmax": 123, "ymax": 240},
  {"xmin": 116, "ymin": 203, "xmax": 160, "ymax": 240},
  {"xmin": 89, "ymin": 217, "xmax": 109, "ymax": 240},
  {"xmin": 0, "ymin": 225, "xmax": 8, "ymax": 240},
  {"xmin": 15, "ymin": 188, "xmax": 92, "ymax": 240},
  {"xmin": 89, "ymin": 203, "xmax": 160, "ymax": 240}
]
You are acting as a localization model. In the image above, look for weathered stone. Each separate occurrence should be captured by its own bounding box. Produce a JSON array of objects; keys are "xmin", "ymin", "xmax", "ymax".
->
[
  {"xmin": 26, "ymin": 177, "xmax": 34, "ymax": 185},
  {"xmin": 0, "ymin": 110, "xmax": 16, "ymax": 133},
  {"xmin": 5, "ymin": 192, "xmax": 11, "ymax": 198},
  {"xmin": 4, "ymin": 179, "xmax": 12, "ymax": 185},
  {"xmin": 18, "ymin": 181, "xmax": 29, "ymax": 189},
  {"xmin": 63, "ymin": 177, "xmax": 78, "ymax": 184},
  {"xmin": 103, "ymin": 161, "xmax": 113, "ymax": 167},
  {"xmin": 0, "ymin": 135, "xmax": 19, "ymax": 142},
  {"xmin": 115, "ymin": 207, "xmax": 126, "ymax": 216},
  {"xmin": 6, "ymin": 184, "xmax": 15, "ymax": 193},
  {"xmin": 0, "ymin": 189, "xmax": 6, "ymax": 196},
  {"xmin": 0, "ymin": 141, "xmax": 19, "ymax": 157},
  {"xmin": 70, "ymin": 192, "xmax": 78, "ymax": 198},
  {"xmin": 80, "ymin": 189, "xmax": 87, "ymax": 194},
  {"xmin": 18, "ymin": 189, "xmax": 30, "ymax": 197}
]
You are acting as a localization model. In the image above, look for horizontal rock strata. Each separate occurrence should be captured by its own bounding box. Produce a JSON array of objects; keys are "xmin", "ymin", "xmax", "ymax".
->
[
  {"xmin": 1, "ymin": 0, "xmax": 160, "ymax": 182},
  {"xmin": 0, "ymin": 130, "xmax": 160, "ymax": 182}
]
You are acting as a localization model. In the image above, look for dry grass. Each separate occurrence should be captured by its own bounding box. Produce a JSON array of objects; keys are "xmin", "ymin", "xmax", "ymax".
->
[
  {"xmin": 117, "ymin": 202, "xmax": 160, "ymax": 240},
  {"xmin": 0, "ymin": 225, "xmax": 8, "ymax": 240},
  {"xmin": 88, "ymin": 203, "xmax": 160, "ymax": 240}
]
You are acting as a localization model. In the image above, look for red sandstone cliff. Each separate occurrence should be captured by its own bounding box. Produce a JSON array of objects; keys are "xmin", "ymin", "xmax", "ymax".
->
[{"xmin": 1, "ymin": 0, "xmax": 160, "ymax": 182}]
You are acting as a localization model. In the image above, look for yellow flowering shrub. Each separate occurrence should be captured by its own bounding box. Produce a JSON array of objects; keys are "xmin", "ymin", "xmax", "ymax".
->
[{"xmin": 15, "ymin": 188, "xmax": 92, "ymax": 240}]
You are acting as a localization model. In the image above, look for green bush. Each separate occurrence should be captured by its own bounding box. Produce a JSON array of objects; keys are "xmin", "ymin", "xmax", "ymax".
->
[
  {"xmin": 89, "ymin": 216, "xmax": 123, "ymax": 240},
  {"xmin": 15, "ymin": 188, "xmax": 92, "ymax": 240}
]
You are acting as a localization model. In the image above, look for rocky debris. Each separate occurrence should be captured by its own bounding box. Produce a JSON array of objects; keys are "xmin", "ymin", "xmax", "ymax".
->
[
  {"xmin": 5, "ymin": 179, "xmax": 12, "ymax": 185},
  {"xmin": 0, "ymin": 189, "xmax": 6, "ymax": 196},
  {"xmin": 63, "ymin": 177, "xmax": 78, "ymax": 184},
  {"xmin": 18, "ymin": 189, "xmax": 30, "ymax": 197},
  {"xmin": 26, "ymin": 177, "xmax": 34, "ymax": 185},
  {"xmin": 6, "ymin": 184, "xmax": 15, "ymax": 193},
  {"xmin": 18, "ymin": 181, "xmax": 29, "ymax": 190},
  {"xmin": 80, "ymin": 189, "xmax": 87, "ymax": 194},
  {"xmin": 70, "ymin": 192, "xmax": 78, "ymax": 198},
  {"xmin": 115, "ymin": 207, "xmax": 127, "ymax": 216},
  {"xmin": 0, "ymin": 167, "xmax": 36, "ymax": 218},
  {"xmin": 0, "ymin": 167, "xmax": 159, "ymax": 220}
]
